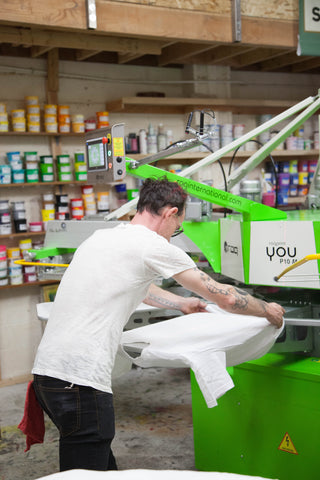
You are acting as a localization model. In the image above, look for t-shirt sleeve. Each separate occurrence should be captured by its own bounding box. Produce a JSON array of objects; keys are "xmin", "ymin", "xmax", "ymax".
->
[{"xmin": 144, "ymin": 242, "xmax": 196, "ymax": 279}]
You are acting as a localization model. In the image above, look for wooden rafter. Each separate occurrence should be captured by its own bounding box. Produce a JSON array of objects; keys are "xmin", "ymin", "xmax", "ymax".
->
[
  {"xmin": 229, "ymin": 47, "xmax": 295, "ymax": 68},
  {"xmin": 259, "ymin": 51, "xmax": 313, "ymax": 71},
  {"xmin": 158, "ymin": 42, "xmax": 220, "ymax": 67}
]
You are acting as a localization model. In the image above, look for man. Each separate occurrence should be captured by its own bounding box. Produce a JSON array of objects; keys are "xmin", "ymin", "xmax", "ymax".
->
[{"xmin": 32, "ymin": 177, "xmax": 284, "ymax": 472}]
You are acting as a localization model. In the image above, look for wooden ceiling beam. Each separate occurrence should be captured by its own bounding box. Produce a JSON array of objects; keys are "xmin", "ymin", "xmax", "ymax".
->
[
  {"xmin": 291, "ymin": 57, "xmax": 320, "ymax": 73},
  {"xmin": 118, "ymin": 52, "xmax": 145, "ymax": 64},
  {"xmin": 230, "ymin": 47, "xmax": 295, "ymax": 68},
  {"xmin": 0, "ymin": 1, "xmax": 299, "ymax": 49},
  {"xmin": 241, "ymin": 16, "xmax": 298, "ymax": 48},
  {"xmin": 76, "ymin": 49, "xmax": 101, "ymax": 61},
  {"xmin": 0, "ymin": 25, "xmax": 163, "ymax": 55},
  {"xmin": 259, "ymin": 51, "xmax": 313, "ymax": 71},
  {"xmin": 31, "ymin": 45, "xmax": 53, "ymax": 57},
  {"xmin": 0, "ymin": 1, "xmax": 233, "ymax": 44},
  {"xmin": 158, "ymin": 42, "xmax": 220, "ymax": 67},
  {"xmin": 188, "ymin": 45, "xmax": 256, "ymax": 65}
]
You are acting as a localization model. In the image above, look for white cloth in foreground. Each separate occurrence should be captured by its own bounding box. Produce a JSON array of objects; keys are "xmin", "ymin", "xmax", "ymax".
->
[
  {"xmin": 36, "ymin": 469, "xmax": 277, "ymax": 480},
  {"xmin": 119, "ymin": 304, "xmax": 284, "ymax": 408}
]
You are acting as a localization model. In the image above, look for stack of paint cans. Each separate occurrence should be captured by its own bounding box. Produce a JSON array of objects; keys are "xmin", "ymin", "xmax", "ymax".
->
[
  {"xmin": 44, "ymin": 104, "xmax": 58, "ymax": 133},
  {"xmin": 71, "ymin": 114, "xmax": 85, "ymax": 133},
  {"xmin": 0, "ymin": 164, "xmax": 11, "ymax": 184},
  {"xmin": 96, "ymin": 111, "xmax": 109, "ymax": 130},
  {"xmin": 40, "ymin": 155, "xmax": 55, "ymax": 182},
  {"xmin": 0, "ymin": 199, "xmax": 11, "ymax": 235},
  {"xmin": 7, "ymin": 247, "xmax": 23, "ymax": 285},
  {"xmin": 308, "ymin": 159, "xmax": 318, "ymax": 183},
  {"xmin": 41, "ymin": 192, "xmax": 55, "ymax": 228},
  {"xmin": 55, "ymin": 193, "xmax": 70, "ymax": 220},
  {"xmin": 19, "ymin": 238, "xmax": 38, "ymax": 283},
  {"xmin": 58, "ymin": 105, "xmax": 71, "ymax": 133},
  {"xmin": 7, "ymin": 151, "xmax": 24, "ymax": 184},
  {"xmin": 41, "ymin": 192, "xmax": 55, "ymax": 225},
  {"xmin": 82, "ymin": 185, "xmax": 97, "ymax": 216},
  {"xmin": 24, "ymin": 151, "xmax": 39, "ymax": 183},
  {"xmin": 12, "ymin": 201, "xmax": 27, "ymax": 233},
  {"xmin": 70, "ymin": 197, "xmax": 84, "ymax": 220},
  {"xmin": 277, "ymin": 162, "xmax": 290, "ymax": 205},
  {"xmin": 25, "ymin": 96, "xmax": 40, "ymax": 133},
  {"xmin": 74, "ymin": 152, "xmax": 87, "ymax": 181},
  {"xmin": 11, "ymin": 108, "xmax": 26, "ymax": 132},
  {"xmin": 298, "ymin": 160, "xmax": 310, "ymax": 197},
  {"xmin": 56, "ymin": 155, "xmax": 72, "ymax": 182},
  {"xmin": 97, "ymin": 192, "xmax": 110, "ymax": 213},
  {"xmin": 220, "ymin": 123, "xmax": 234, "ymax": 147},
  {"xmin": 0, "ymin": 102, "xmax": 9, "ymax": 132},
  {"xmin": 0, "ymin": 245, "xmax": 8, "ymax": 286},
  {"xmin": 258, "ymin": 114, "xmax": 272, "ymax": 145},
  {"xmin": 233, "ymin": 124, "xmax": 245, "ymax": 150},
  {"xmin": 288, "ymin": 160, "xmax": 299, "ymax": 197}
]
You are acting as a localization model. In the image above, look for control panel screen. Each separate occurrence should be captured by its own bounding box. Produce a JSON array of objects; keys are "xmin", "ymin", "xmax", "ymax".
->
[{"xmin": 87, "ymin": 139, "xmax": 108, "ymax": 171}]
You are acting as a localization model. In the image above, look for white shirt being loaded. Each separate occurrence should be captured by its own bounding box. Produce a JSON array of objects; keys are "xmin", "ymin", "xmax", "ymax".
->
[{"xmin": 32, "ymin": 224, "xmax": 195, "ymax": 393}]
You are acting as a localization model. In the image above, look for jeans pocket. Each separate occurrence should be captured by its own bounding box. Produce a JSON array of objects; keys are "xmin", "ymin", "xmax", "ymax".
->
[
  {"xmin": 95, "ymin": 391, "xmax": 115, "ymax": 441},
  {"xmin": 37, "ymin": 384, "xmax": 81, "ymax": 437}
]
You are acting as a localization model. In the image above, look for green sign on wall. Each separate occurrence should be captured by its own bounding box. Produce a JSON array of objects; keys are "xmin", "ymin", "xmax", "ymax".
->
[{"xmin": 299, "ymin": 0, "xmax": 320, "ymax": 55}]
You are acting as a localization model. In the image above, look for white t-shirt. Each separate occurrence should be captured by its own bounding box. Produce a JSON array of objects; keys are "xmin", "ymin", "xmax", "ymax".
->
[{"xmin": 32, "ymin": 224, "xmax": 195, "ymax": 393}]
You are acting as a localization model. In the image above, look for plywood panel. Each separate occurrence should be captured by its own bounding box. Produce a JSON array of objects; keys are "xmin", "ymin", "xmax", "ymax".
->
[
  {"xmin": 242, "ymin": 0, "xmax": 298, "ymax": 21},
  {"xmin": 103, "ymin": 0, "xmax": 230, "ymax": 14}
]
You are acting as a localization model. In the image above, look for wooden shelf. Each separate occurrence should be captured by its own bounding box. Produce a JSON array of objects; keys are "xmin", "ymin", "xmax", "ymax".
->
[
  {"xmin": 106, "ymin": 97, "xmax": 297, "ymax": 115},
  {"xmin": 0, "ymin": 180, "xmax": 86, "ymax": 188},
  {"xmin": 0, "ymin": 279, "xmax": 59, "ymax": 290},
  {"xmin": 0, "ymin": 132, "xmax": 84, "ymax": 137},
  {"xmin": 0, "ymin": 231, "xmax": 45, "ymax": 240},
  {"xmin": 128, "ymin": 149, "xmax": 319, "ymax": 162}
]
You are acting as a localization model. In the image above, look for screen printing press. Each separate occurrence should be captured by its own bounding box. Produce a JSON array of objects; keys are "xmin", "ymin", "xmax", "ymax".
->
[{"xmin": 19, "ymin": 93, "xmax": 320, "ymax": 480}]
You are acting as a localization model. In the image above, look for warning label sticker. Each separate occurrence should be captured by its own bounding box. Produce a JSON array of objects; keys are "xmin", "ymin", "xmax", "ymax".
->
[
  {"xmin": 113, "ymin": 137, "xmax": 124, "ymax": 157},
  {"xmin": 278, "ymin": 432, "xmax": 298, "ymax": 455}
]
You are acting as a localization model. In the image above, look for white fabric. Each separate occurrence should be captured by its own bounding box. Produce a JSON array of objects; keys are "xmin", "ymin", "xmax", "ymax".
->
[
  {"xmin": 120, "ymin": 304, "xmax": 284, "ymax": 408},
  {"xmin": 36, "ymin": 469, "xmax": 276, "ymax": 480},
  {"xmin": 32, "ymin": 224, "xmax": 195, "ymax": 393}
]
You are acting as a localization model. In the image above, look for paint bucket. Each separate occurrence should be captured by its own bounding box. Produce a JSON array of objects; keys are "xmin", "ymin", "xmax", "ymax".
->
[
  {"xmin": 240, "ymin": 179, "xmax": 262, "ymax": 202},
  {"xmin": 277, "ymin": 188, "xmax": 289, "ymax": 205},
  {"xmin": 58, "ymin": 105, "xmax": 70, "ymax": 115},
  {"xmin": 298, "ymin": 172, "xmax": 309, "ymax": 185},
  {"xmin": 25, "ymin": 96, "xmax": 39, "ymax": 105},
  {"xmin": 262, "ymin": 191, "xmax": 276, "ymax": 207},
  {"xmin": 44, "ymin": 105, "xmax": 57, "ymax": 115},
  {"xmin": 233, "ymin": 124, "xmax": 245, "ymax": 138},
  {"xmin": 289, "ymin": 160, "xmax": 298, "ymax": 173},
  {"xmin": 278, "ymin": 173, "xmax": 290, "ymax": 188},
  {"xmin": 290, "ymin": 173, "xmax": 299, "ymax": 186},
  {"xmin": 72, "ymin": 122, "xmax": 85, "ymax": 133},
  {"xmin": 29, "ymin": 222, "xmax": 43, "ymax": 233},
  {"xmin": 278, "ymin": 162, "xmax": 290, "ymax": 173}
]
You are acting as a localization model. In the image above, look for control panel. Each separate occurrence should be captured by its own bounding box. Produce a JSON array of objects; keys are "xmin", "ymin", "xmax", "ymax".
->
[{"xmin": 85, "ymin": 123, "xmax": 126, "ymax": 184}]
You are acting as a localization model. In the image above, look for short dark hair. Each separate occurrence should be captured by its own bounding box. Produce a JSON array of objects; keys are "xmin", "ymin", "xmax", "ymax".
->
[{"xmin": 137, "ymin": 177, "xmax": 188, "ymax": 216}]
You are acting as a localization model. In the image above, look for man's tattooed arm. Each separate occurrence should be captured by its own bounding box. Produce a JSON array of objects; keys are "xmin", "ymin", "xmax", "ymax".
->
[{"xmin": 197, "ymin": 269, "xmax": 268, "ymax": 315}]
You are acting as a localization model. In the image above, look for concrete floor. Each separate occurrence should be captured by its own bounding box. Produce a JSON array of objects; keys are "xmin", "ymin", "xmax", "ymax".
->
[{"xmin": 0, "ymin": 367, "xmax": 196, "ymax": 480}]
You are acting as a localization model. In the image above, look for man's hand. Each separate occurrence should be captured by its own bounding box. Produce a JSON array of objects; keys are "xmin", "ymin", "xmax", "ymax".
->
[
  {"xmin": 180, "ymin": 297, "xmax": 208, "ymax": 314},
  {"xmin": 265, "ymin": 302, "xmax": 285, "ymax": 329}
]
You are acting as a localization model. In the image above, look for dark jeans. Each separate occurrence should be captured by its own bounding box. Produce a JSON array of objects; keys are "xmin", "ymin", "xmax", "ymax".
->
[{"xmin": 33, "ymin": 374, "xmax": 117, "ymax": 472}]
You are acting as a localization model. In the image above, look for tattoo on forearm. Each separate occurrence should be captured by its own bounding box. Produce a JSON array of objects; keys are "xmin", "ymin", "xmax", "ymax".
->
[
  {"xmin": 196, "ymin": 268, "xmax": 267, "ymax": 314},
  {"xmin": 197, "ymin": 269, "xmax": 229, "ymax": 296},
  {"xmin": 148, "ymin": 293, "xmax": 180, "ymax": 309},
  {"xmin": 232, "ymin": 288, "xmax": 249, "ymax": 311}
]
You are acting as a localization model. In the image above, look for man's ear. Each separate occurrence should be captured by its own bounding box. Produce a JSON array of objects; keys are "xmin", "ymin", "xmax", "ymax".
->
[{"xmin": 162, "ymin": 206, "xmax": 178, "ymax": 219}]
